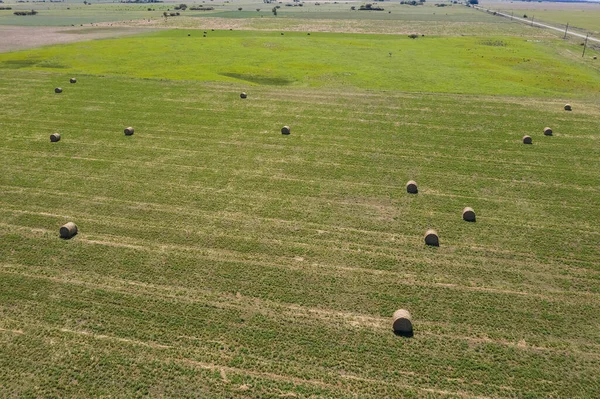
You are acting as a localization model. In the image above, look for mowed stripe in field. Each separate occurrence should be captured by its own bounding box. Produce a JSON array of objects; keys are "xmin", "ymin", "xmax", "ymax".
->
[
  {"xmin": 1, "ymin": 270, "xmax": 598, "ymax": 399},
  {"xmin": 1, "ymin": 70, "xmax": 599, "ymax": 398},
  {"xmin": 1, "ymin": 191, "xmax": 598, "ymax": 285}
]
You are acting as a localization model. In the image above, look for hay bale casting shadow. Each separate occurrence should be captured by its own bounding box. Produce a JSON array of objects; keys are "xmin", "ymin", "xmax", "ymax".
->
[
  {"xmin": 564, "ymin": 104, "xmax": 572, "ymax": 111},
  {"xmin": 281, "ymin": 126, "xmax": 291, "ymax": 135},
  {"xmin": 50, "ymin": 133, "xmax": 61, "ymax": 142},
  {"xmin": 392, "ymin": 309, "xmax": 413, "ymax": 337},
  {"xmin": 543, "ymin": 127, "xmax": 552, "ymax": 136},
  {"xmin": 55, "ymin": 87, "xmax": 62, "ymax": 94},
  {"xmin": 240, "ymin": 92, "xmax": 247, "ymax": 99},
  {"xmin": 462, "ymin": 207, "xmax": 476, "ymax": 222},
  {"xmin": 523, "ymin": 135, "xmax": 532, "ymax": 144},
  {"xmin": 406, "ymin": 180, "xmax": 418, "ymax": 194},
  {"xmin": 60, "ymin": 222, "xmax": 78, "ymax": 239},
  {"xmin": 424, "ymin": 229, "xmax": 439, "ymax": 246},
  {"xmin": 124, "ymin": 127, "xmax": 135, "ymax": 136},
  {"xmin": 69, "ymin": 78, "xmax": 77, "ymax": 84}
]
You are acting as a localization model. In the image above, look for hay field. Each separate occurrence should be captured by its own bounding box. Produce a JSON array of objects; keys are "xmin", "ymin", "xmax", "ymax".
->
[{"xmin": 1, "ymin": 11, "xmax": 600, "ymax": 399}]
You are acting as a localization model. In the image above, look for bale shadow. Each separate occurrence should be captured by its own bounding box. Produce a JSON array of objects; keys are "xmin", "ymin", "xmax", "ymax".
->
[{"xmin": 60, "ymin": 232, "xmax": 77, "ymax": 240}]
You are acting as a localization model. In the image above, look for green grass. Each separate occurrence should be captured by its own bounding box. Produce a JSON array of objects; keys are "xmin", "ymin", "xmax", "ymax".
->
[
  {"xmin": 0, "ymin": 30, "xmax": 599, "ymax": 97},
  {"xmin": 0, "ymin": 25, "xmax": 599, "ymax": 398},
  {"xmin": 482, "ymin": 0, "xmax": 600, "ymax": 34},
  {"xmin": 0, "ymin": 3, "xmax": 176, "ymax": 26}
]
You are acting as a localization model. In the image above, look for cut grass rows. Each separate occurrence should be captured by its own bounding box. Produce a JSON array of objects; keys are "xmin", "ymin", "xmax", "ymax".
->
[
  {"xmin": 2, "ymin": 271, "xmax": 599, "ymax": 398},
  {"xmin": 2, "ymin": 220, "xmax": 598, "ymax": 307},
  {"xmin": 1, "ymin": 176, "xmax": 599, "ymax": 270},
  {"xmin": 1, "ymin": 63, "xmax": 599, "ymax": 398}
]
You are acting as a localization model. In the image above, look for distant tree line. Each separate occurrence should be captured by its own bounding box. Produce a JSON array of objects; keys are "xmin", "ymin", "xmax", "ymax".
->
[
  {"xmin": 121, "ymin": 0, "xmax": 163, "ymax": 3},
  {"xmin": 14, "ymin": 9, "xmax": 37, "ymax": 15},
  {"xmin": 358, "ymin": 3, "xmax": 384, "ymax": 11}
]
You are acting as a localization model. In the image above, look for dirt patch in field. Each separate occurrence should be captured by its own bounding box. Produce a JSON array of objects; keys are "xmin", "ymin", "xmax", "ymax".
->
[{"xmin": 0, "ymin": 26, "xmax": 152, "ymax": 53}]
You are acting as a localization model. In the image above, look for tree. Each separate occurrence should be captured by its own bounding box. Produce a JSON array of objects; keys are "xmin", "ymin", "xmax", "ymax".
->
[{"xmin": 272, "ymin": 6, "xmax": 277, "ymax": 15}]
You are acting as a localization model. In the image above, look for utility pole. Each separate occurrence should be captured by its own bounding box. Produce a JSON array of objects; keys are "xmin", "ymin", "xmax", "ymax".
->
[
  {"xmin": 563, "ymin": 23, "xmax": 569, "ymax": 39},
  {"xmin": 582, "ymin": 34, "xmax": 589, "ymax": 57}
]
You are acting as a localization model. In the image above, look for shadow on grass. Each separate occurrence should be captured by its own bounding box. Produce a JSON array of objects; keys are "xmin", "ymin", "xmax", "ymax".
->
[{"xmin": 220, "ymin": 72, "xmax": 294, "ymax": 86}]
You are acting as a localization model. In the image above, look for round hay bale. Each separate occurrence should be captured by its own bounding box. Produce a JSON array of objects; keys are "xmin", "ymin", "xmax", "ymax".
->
[
  {"xmin": 593, "ymin": 56, "xmax": 597, "ymax": 60},
  {"xmin": 69, "ymin": 78, "xmax": 76, "ymax": 84},
  {"xmin": 281, "ymin": 126, "xmax": 291, "ymax": 135},
  {"xmin": 281, "ymin": 32, "xmax": 284, "ymax": 35},
  {"xmin": 60, "ymin": 222, "xmax": 78, "ymax": 239},
  {"xmin": 187, "ymin": 33, "xmax": 191, "ymax": 36},
  {"xmin": 204, "ymin": 31, "xmax": 207, "ymax": 34},
  {"xmin": 543, "ymin": 127, "xmax": 552, "ymax": 136},
  {"xmin": 124, "ymin": 127, "xmax": 135, "ymax": 136},
  {"xmin": 564, "ymin": 104, "xmax": 572, "ymax": 111},
  {"xmin": 522, "ymin": 135, "xmax": 532, "ymax": 144},
  {"xmin": 406, "ymin": 180, "xmax": 418, "ymax": 194},
  {"xmin": 240, "ymin": 92, "xmax": 247, "ymax": 99},
  {"xmin": 203, "ymin": 34, "xmax": 206, "ymax": 37},
  {"xmin": 55, "ymin": 87, "xmax": 62, "ymax": 94},
  {"xmin": 462, "ymin": 207, "xmax": 476, "ymax": 222},
  {"xmin": 50, "ymin": 133, "xmax": 61, "ymax": 142},
  {"xmin": 424, "ymin": 229, "xmax": 439, "ymax": 246},
  {"xmin": 392, "ymin": 309, "xmax": 413, "ymax": 335},
  {"xmin": 307, "ymin": 32, "xmax": 311, "ymax": 35}
]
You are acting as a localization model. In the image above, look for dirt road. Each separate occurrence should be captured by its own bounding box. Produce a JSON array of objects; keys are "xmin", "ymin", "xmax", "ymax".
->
[{"xmin": 474, "ymin": 6, "xmax": 600, "ymax": 44}]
